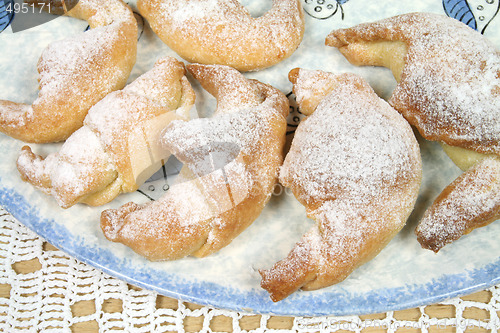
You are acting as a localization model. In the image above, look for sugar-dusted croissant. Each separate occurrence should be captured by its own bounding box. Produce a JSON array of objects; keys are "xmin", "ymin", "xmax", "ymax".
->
[
  {"xmin": 326, "ymin": 12, "xmax": 500, "ymax": 251},
  {"xmin": 0, "ymin": 0, "xmax": 137, "ymax": 143},
  {"xmin": 101, "ymin": 64, "xmax": 289, "ymax": 261},
  {"xmin": 17, "ymin": 57, "xmax": 195, "ymax": 208},
  {"xmin": 137, "ymin": 0, "xmax": 305, "ymax": 72},
  {"xmin": 416, "ymin": 156, "xmax": 500, "ymax": 252},
  {"xmin": 260, "ymin": 68, "xmax": 422, "ymax": 302}
]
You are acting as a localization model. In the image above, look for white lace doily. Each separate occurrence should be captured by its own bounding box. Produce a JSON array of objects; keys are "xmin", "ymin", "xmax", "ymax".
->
[{"xmin": 0, "ymin": 207, "xmax": 498, "ymax": 333}]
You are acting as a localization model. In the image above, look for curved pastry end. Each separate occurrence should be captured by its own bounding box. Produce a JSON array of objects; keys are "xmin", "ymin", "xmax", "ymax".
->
[
  {"xmin": 259, "ymin": 239, "xmax": 317, "ymax": 302},
  {"xmin": 101, "ymin": 202, "xmax": 142, "ymax": 242},
  {"xmin": 288, "ymin": 68, "xmax": 372, "ymax": 116},
  {"xmin": 186, "ymin": 64, "xmax": 263, "ymax": 113},
  {"xmin": 415, "ymin": 157, "xmax": 500, "ymax": 252},
  {"xmin": 288, "ymin": 68, "xmax": 300, "ymax": 84},
  {"xmin": 0, "ymin": 102, "xmax": 40, "ymax": 142},
  {"xmin": 17, "ymin": 146, "xmax": 49, "ymax": 187}
]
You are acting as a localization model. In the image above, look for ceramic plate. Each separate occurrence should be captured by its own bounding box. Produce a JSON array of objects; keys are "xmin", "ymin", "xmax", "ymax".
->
[{"xmin": 0, "ymin": 0, "xmax": 499, "ymax": 317}]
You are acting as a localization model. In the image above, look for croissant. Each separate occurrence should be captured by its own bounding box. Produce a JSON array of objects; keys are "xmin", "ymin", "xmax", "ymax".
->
[
  {"xmin": 416, "ymin": 157, "xmax": 500, "ymax": 252},
  {"xmin": 17, "ymin": 57, "xmax": 195, "ymax": 208},
  {"xmin": 260, "ymin": 68, "xmax": 422, "ymax": 302},
  {"xmin": 326, "ymin": 12, "xmax": 500, "ymax": 251},
  {"xmin": 100, "ymin": 64, "xmax": 289, "ymax": 261},
  {"xmin": 137, "ymin": 0, "xmax": 305, "ymax": 72},
  {"xmin": 0, "ymin": 0, "xmax": 137, "ymax": 143}
]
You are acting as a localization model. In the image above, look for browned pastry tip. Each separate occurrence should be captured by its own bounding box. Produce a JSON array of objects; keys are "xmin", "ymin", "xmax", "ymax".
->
[
  {"xmin": 17, "ymin": 57, "xmax": 195, "ymax": 208},
  {"xmin": 260, "ymin": 68, "xmax": 421, "ymax": 301},
  {"xmin": 415, "ymin": 157, "xmax": 500, "ymax": 252},
  {"xmin": 100, "ymin": 64, "xmax": 289, "ymax": 261},
  {"xmin": 0, "ymin": 0, "xmax": 137, "ymax": 143},
  {"xmin": 138, "ymin": 0, "xmax": 305, "ymax": 71},
  {"xmin": 288, "ymin": 68, "xmax": 301, "ymax": 84},
  {"xmin": 287, "ymin": 68, "xmax": 374, "ymax": 117},
  {"xmin": 186, "ymin": 64, "xmax": 264, "ymax": 113},
  {"xmin": 101, "ymin": 202, "xmax": 142, "ymax": 241},
  {"xmin": 260, "ymin": 237, "xmax": 318, "ymax": 302}
]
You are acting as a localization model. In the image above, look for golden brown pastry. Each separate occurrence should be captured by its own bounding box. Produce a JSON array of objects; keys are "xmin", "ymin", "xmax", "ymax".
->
[
  {"xmin": 415, "ymin": 156, "xmax": 500, "ymax": 252},
  {"xmin": 100, "ymin": 64, "xmax": 289, "ymax": 261},
  {"xmin": 17, "ymin": 57, "xmax": 195, "ymax": 208},
  {"xmin": 0, "ymin": 0, "xmax": 137, "ymax": 143},
  {"xmin": 137, "ymin": 0, "xmax": 305, "ymax": 72},
  {"xmin": 326, "ymin": 12, "xmax": 499, "ymax": 156},
  {"xmin": 326, "ymin": 12, "xmax": 500, "ymax": 251},
  {"xmin": 260, "ymin": 68, "xmax": 422, "ymax": 302}
]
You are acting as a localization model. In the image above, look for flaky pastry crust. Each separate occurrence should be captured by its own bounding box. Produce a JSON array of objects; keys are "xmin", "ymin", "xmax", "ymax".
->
[
  {"xmin": 326, "ymin": 12, "xmax": 500, "ymax": 252},
  {"xmin": 138, "ymin": 0, "xmax": 305, "ymax": 72},
  {"xmin": 327, "ymin": 12, "xmax": 499, "ymax": 156},
  {"xmin": 100, "ymin": 64, "xmax": 289, "ymax": 261},
  {"xmin": 17, "ymin": 57, "xmax": 195, "ymax": 208},
  {"xmin": 259, "ymin": 69, "xmax": 422, "ymax": 302},
  {"xmin": 415, "ymin": 156, "xmax": 500, "ymax": 252},
  {"xmin": 0, "ymin": 0, "xmax": 137, "ymax": 143}
]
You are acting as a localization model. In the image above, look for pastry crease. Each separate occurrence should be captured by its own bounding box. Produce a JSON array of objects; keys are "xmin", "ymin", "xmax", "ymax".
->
[
  {"xmin": 17, "ymin": 57, "xmax": 195, "ymax": 208},
  {"xmin": 100, "ymin": 64, "xmax": 289, "ymax": 261},
  {"xmin": 260, "ymin": 69, "xmax": 422, "ymax": 301},
  {"xmin": 0, "ymin": 0, "xmax": 137, "ymax": 143},
  {"xmin": 326, "ymin": 12, "xmax": 500, "ymax": 251}
]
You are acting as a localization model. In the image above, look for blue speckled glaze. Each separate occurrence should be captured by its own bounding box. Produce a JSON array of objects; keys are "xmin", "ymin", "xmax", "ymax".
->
[{"xmin": 0, "ymin": 0, "xmax": 499, "ymax": 317}]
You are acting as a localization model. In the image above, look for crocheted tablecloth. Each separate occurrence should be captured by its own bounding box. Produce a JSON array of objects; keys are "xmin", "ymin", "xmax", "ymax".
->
[
  {"xmin": 1, "ymin": 0, "xmax": 500, "ymax": 331},
  {"xmin": 0, "ymin": 208, "xmax": 498, "ymax": 333}
]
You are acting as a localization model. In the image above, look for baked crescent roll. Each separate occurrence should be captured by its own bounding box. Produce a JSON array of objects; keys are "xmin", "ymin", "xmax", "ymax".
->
[
  {"xmin": 17, "ymin": 57, "xmax": 195, "ymax": 208},
  {"xmin": 137, "ymin": 0, "xmax": 305, "ymax": 72},
  {"xmin": 326, "ymin": 12, "xmax": 500, "ymax": 251},
  {"xmin": 100, "ymin": 64, "xmax": 289, "ymax": 261},
  {"xmin": 260, "ymin": 68, "xmax": 422, "ymax": 302},
  {"xmin": 415, "ymin": 156, "xmax": 500, "ymax": 252},
  {"xmin": 0, "ymin": 0, "xmax": 137, "ymax": 143},
  {"xmin": 326, "ymin": 12, "xmax": 499, "ymax": 156}
]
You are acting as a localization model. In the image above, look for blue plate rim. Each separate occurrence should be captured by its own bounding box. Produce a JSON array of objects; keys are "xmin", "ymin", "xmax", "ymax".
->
[{"xmin": 1, "ymin": 184, "xmax": 499, "ymax": 317}]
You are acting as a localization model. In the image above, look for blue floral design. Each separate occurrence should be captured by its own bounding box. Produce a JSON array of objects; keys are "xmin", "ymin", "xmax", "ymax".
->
[
  {"xmin": 303, "ymin": 0, "xmax": 350, "ymax": 20},
  {"xmin": 443, "ymin": 0, "xmax": 478, "ymax": 29},
  {"xmin": 443, "ymin": 0, "xmax": 500, "ymax": 33},
  {"xmin": 0, "ymin": 0, "xmax": 14, "ymax": 33}
]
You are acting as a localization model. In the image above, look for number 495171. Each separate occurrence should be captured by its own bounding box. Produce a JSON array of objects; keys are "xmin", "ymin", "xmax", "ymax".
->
[{"xmin": 5, "ymin": 2, "xmax": 51, "ymax": 14}]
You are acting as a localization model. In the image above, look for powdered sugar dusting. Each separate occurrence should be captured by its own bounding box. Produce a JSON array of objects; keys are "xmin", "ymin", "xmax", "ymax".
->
[
  {"xmin": 163, "ymin": 110, "xmax": 271, "ymax": 165},
  {"xmin": 16, "ymin": 57, "xmax": 190, "ymax": 208},
  {"xmin": 160, "ymin": 0, "xmax": 302, "ymax": 52},
  {"xmin": 85, "ymin": 92, "xmax": 154, "ymax": 150},
  {"xmin": 17, "ymin": 126, "xmax": 116, "ymax": 208},
  {"xmin": 1, "ymin": 0, "xmax": 137, "ymax": 143},
  {"xmin": 282, "ymin": 73, "xmax": 420, "ymax": 206},
  {"xmin": 167, "ymin": 0, "xmax": 234, "ymax": 24},
  {"xmin": 140, "ymin": 0, "xmax": 304, "ymax": 71},
  {"xmin": 359, "ymin": 13, "xmax": 500, "ymax": 155},
  {"xmin": 103, "ymin": 80, "xmax": 288, "ymax": 259},
  {"xmin": 37, "ymin": 23, "xmax": 122, "ymax": 105},
  {"xmin": 262, "ymin": 71, "xmax": 421, "ymax": 300},
  {"xmin": 161, "ymin": 99, "xmax": 282, "ymax": 203},
  {"xmin": 416, "ymin": 157, "xmax": 500, "ymax": 251}
]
